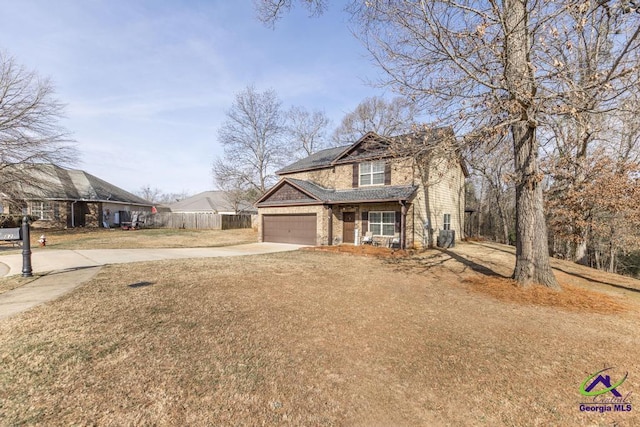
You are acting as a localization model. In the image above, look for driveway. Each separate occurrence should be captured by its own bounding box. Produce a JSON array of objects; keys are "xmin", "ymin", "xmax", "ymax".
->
[{"xmin": 0, "ymin": 242, "xmax": 305, "ymax": 277}]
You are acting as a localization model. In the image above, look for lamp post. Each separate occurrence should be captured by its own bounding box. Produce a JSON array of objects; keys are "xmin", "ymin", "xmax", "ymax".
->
[{"xmin": 21, "ymin": 209, "xmax": 32, "ymax": 277}]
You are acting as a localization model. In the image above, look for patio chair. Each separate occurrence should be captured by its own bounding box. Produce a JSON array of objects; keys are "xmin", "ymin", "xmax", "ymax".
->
[
  {"xmin": 389, "ymin": 233, "xmax": 401, "ymax": 249},
  {"xmin": 362, "ymin": 231, "xmax": 374, "ymax": 245}
]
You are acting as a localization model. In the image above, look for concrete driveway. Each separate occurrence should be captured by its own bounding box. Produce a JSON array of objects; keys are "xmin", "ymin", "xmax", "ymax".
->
[{"xmin": 0, "ymin": 242, "xmax": 305, "ymax": 277}]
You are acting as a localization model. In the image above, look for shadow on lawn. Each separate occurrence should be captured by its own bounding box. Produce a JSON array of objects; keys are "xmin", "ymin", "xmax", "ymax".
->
[
  {"xmin": 465, "ymin": 242, "xmax": 640, "ymax": 294},
  {"xmin": 552, "ymin": 266, "xmax": 640, "ymax": 294},
  {"xmin": 384, "ymin": 246, "xmax": 507, "ymax": 279},
  {"xmin": 128, "ymin": 281, "xmax": 155, "ymax": 288},
  {"xmin": 437, "ymin": 248, "xmax": 507, "ymax": 278}
]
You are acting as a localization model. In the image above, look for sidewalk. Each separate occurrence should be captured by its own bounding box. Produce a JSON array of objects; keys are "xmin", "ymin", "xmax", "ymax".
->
[
  {"xmin": 0, "ymin": 242, "xmax": 304, "ymax": 320},
  {"xmin": 0, "ymin": 267, "xmax": 101, "ymax": 321}
]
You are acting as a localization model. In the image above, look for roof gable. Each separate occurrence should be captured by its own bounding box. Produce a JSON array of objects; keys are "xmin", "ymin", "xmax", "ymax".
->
[
  {"xmin": 255, "ymin": 179, "xmax": 322, "ymax": 206},
  {"xmin": 265, "ymin": 182, "xmax": 316, "ymax": 203},
  {"xmin": 331, "ymin": 132, "xmax": 393, "ymax": 165}
]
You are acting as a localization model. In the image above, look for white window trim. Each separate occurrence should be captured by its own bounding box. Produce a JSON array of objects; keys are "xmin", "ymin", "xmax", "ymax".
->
[
  {"xmin": 30, "ymin": 201, "xmax": 54, "ymax": 221},
  {"xmin": 359, "ymin": 161, "xmax": 385, "ymax": 187},
  {"xmin": 368, "ymin": 211, "xmax": 396, "ymax": 237},
  {"xmin": 443, "ymin": 213, "xmax": 451, "ymax": 231}
]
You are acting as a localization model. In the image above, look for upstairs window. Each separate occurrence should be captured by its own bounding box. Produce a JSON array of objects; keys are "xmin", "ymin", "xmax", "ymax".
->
[{"xmin": 359, "ymin": 161, "xmax": 385, "ymax": 186}]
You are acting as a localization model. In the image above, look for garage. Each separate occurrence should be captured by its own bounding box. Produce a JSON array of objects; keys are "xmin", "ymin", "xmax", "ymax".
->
[{"xmin": 262, "ymin": 214, "xmax": 317, "ymax": 245}]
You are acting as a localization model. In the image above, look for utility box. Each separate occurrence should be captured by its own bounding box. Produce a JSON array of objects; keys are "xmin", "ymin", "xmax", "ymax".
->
[{"xmin": 437, "ymin": 230, "xmax": 455, "ymax": 248}]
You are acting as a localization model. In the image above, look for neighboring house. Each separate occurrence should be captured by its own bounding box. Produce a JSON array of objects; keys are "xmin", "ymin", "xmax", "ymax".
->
[
  {"xmin": 255, "ymin": 130, "xmax": 468, "ymax": 248},
  {"xmin": 167, "ymin": 191, "xmax": 257, "ymax": 215},
  {"xmin": 0, "ymin": 164, "xmax": 153, "ymax": 228}
]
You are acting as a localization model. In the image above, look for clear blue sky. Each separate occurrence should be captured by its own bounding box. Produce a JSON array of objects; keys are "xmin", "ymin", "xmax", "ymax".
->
[{"xmin": 1, "ymin": 0, "xmax": 387, "ymax": 196}]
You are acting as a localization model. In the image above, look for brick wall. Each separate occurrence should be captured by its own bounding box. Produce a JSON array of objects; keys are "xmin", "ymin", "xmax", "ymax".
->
[{"xmin": 282, "ymin": 158, "xmax": 417, "ymax": 190}]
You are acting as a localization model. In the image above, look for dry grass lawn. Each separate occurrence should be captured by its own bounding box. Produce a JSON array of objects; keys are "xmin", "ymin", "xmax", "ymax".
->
[
  {"xmin": 0, "ymin": 228, "xmax": 257, "ymax": 253},
  {"xmin": 37, "ymin": 227, "xmax": 258, "ymax": 249},
  {"xmin": 1, "ymin": 241, "xmax": 639, "ymax": 426}
]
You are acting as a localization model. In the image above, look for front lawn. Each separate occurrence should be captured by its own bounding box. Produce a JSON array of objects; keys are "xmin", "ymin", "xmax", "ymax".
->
[
  {"xmin": 0, "ymin": 244, "xmax": 638, "ymax": 425},
  {"xmin": 27, "ymin": 227, "xmax": 258, "ymax": 250}
]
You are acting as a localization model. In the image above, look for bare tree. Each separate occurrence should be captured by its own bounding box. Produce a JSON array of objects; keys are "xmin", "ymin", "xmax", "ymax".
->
[
  {"xmin": 213, "ymin": 86, "xmax": 287, "ymax": 196},
  {"xmin": 332, "ymin": 96, "xmax": 418, "ymax": 144},
  {"xmin": 134, "ymin": 185, "xmax": 190, "ymax": 204},
  {"xmin": 538, "ymin": 2, "xmax": 640, "ymax": 264},
  {"xmin": 468, "ymin": 139, "xmax": 515, "ymax": 245},
  {"xmin": 286, "ymin": 106, "xmax": 331, "ymax": 158},
  {"xmin": 212, "ymin": 157, "xmax": 261, "ymax": 212},
  {"xmin": 0, "ymin": 52, "xmax": 77, "ymax": 206},
  {"xmin": 136, "ymin": 185, "xmax": 163, "ymax": 203},
  {"xmin": 255, "ymin": 0, "xmax": 327, "ymax": 28}
]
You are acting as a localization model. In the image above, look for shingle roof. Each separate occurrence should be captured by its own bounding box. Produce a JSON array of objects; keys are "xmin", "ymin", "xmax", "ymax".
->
[
  {"xmin": 6, "ymin": 164, "xmax": 152, "ymax": 206},
  {"xmin": 256, "ymin": 178, "xmax": 417, "ymax": 206},
  {"xmin": 276, "ymin": 128, "xmax": 455, "ymax": 174},
  {"xmin": 168, "ymin": 191, "xmax": 256, "ymax": 213},
  {"xmin": 276, "ymin": 146, "xmax": 348, "ymax": 175}
]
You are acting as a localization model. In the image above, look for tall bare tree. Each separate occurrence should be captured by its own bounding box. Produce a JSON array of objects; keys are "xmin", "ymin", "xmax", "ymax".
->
[
  {"xmin": 257, "ymin": 0, "xmax": 640, "ymax": 288},
  {"xmin": 255, "ymin": 0, "xmax": 327, "ymax": 28},
  {"xmin": 286, "ymin": 105, "xmax": 331, "ymax": 158},
  {"xmin": 213, "ymin": 86, "xmax": 287, "ymax": 196},
  {"xmin": 468, "ymin": 138, "xmax": 515, "ymax": 245},
  {"xmin": 0, "ymin": 52, "xmax": 77, "ymax": 205},
  {"xmin": 135, "ymin": 185, "xmax": 190, "ymax": 204},
  {"xmin": 332, "ymin": 96, "xmax": 418, "ymax": 144}
]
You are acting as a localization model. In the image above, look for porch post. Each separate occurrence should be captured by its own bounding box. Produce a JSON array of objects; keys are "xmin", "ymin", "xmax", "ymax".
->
[{"xmin": 400, "ymin": 202, "xmax": 407, "ymax": 250}]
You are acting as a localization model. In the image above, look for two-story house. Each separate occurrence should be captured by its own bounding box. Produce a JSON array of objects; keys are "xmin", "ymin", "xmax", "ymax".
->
[{"xmin": 255, "ymin": 130, "xmax": 467, "ymax": 249}]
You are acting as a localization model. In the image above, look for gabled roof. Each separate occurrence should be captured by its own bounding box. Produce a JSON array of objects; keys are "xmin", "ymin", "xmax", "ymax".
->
[
  {"xmin": 4, "ymin": 164, "xmax": 152, "ymax": 206},
  {"xmin": 168, "ymin": 191, "xmax": 256, "ymax": 214},
  {"xmin": 256, "ymin": 177, "xmax": 418, "ymax": 207}
]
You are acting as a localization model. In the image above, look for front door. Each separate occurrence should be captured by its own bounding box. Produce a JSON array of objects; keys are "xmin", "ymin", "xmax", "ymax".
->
[{"xmin": 343, "ymin": 212, "xmax": 355, "ymax": 244}]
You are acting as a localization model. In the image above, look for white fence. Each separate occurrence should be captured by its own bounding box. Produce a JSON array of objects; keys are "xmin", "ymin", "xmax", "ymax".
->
[{"xmin": 147, "ymin": 213, "xmax": 255, "ymax": 230}]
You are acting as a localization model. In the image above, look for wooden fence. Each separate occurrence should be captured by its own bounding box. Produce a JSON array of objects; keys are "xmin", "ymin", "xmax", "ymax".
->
[{"xmin": 147, "ymin": 213, "xmax": 255, "ymax": 230}]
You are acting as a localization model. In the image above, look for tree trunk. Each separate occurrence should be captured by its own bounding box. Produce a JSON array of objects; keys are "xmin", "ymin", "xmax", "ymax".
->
[
  {"xmin": 609, "ymin": 247, "xmax": 616, "ymax": 273},
  {"xmin": 504, "ymin": 0, "xmax": 559, "ymax": 289},
  {"xmin": 496, "ymin": 197, "xmax": 510, "ymax": 245},
  {"xmin": 574, "ymin": 237, "xmax": 589, "ymax": 265},
  {"xmin": 511, "ymin": 123, "xmax": 560, "ymax": 288}
]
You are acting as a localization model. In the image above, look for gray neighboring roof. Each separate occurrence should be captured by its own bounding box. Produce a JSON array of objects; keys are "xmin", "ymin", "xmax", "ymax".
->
[
  {"xmin": 256, "ymin": 178, "xmax": 417, "ymax": 207},
  {"xmin": 168, "ymin": 191, "xmax": 256, "ymax": 214},
  {"xmin": 9, "ymin": 164, "xmax": 152, "ymax": 206}
]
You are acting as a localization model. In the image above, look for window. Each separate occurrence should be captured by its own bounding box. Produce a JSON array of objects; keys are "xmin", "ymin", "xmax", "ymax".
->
[
  {"xmin": 359, "ymin": 161, "xmax": 385, "ymax": 186},
  {"xmin": 443, "ymin": 213, "xmax": 451, "ymax": 231},
  {"xmin": 30, "ymin": 201, "xmax": 54, "ymax": 220},
  {"xmin": 369, "ymin": 211, "xmax": 396, "ymax": 236}
]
